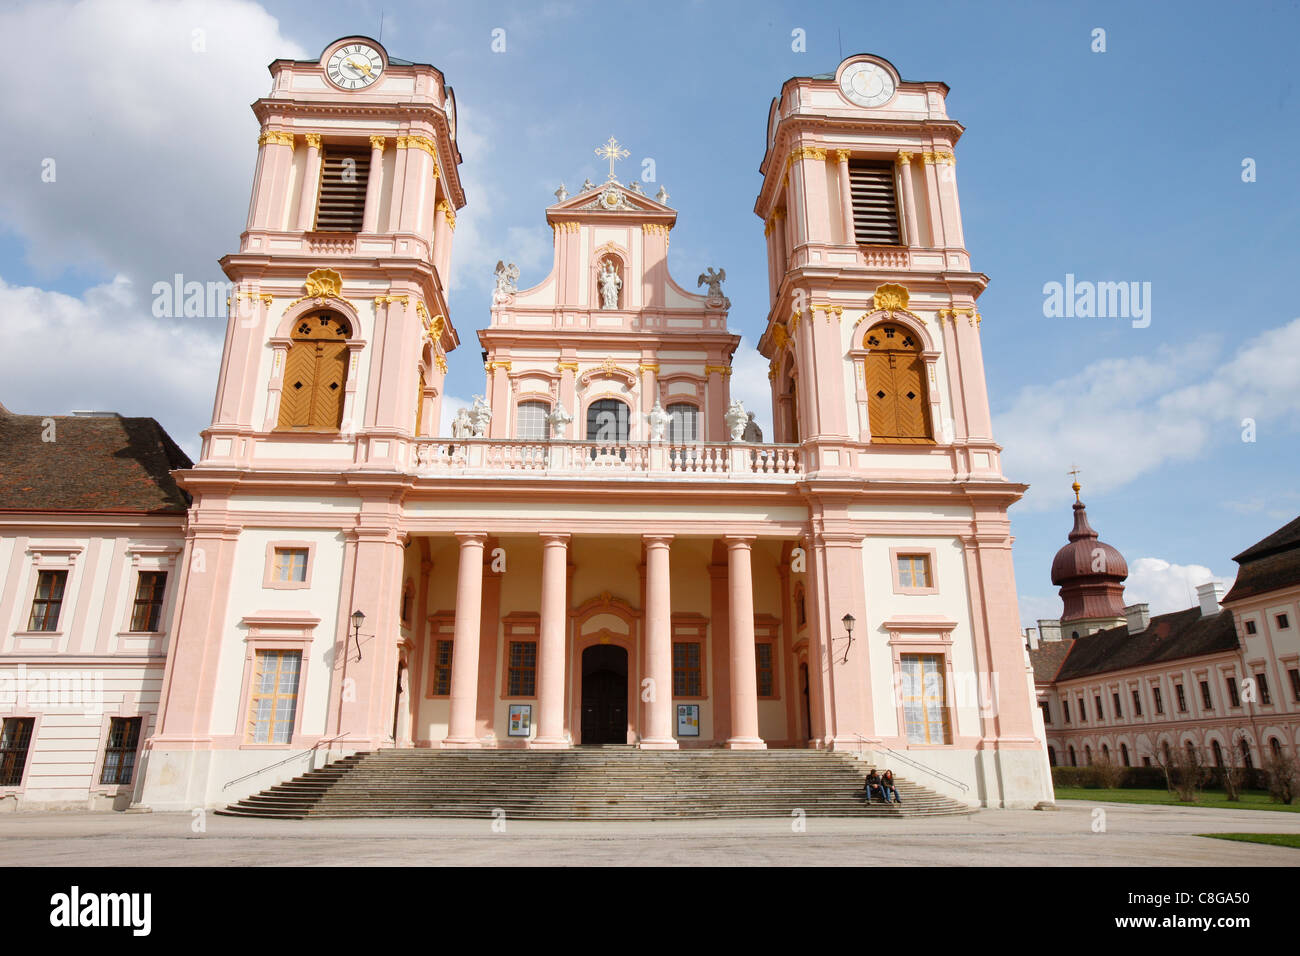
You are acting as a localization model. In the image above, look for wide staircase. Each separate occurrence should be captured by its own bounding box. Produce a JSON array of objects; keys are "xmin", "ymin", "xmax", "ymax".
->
[{"xmin": 216, "ymin": 748, "xmax": 975, "ymax": 820}]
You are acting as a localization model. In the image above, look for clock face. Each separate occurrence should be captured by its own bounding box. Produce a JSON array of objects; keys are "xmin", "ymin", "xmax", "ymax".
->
[
  {"xmin": 445, "ymin": 91, "xmax": 457, "ymax": 140},
  {"xmin": 839, "ymin": 62, "xmax": 895, "ymax": 108},
  {"xmin": 326, "ymin": 43, "xmax": 384, "ymax": 90}
]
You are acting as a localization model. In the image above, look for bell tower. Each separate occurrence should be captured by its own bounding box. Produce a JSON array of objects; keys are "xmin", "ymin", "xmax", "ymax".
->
[
  {"xmin": 202, "ymin": 36, "xmax": 465, "ymax": 471},
  {"xmin": 755, "ymin": 54, "xmax": 1000, "ymax": 481}
]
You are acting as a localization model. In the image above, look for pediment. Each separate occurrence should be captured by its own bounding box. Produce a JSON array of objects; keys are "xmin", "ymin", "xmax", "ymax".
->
[{"xmin": 546, "ymin": 180, "xmax": 674, "ymax": 219}]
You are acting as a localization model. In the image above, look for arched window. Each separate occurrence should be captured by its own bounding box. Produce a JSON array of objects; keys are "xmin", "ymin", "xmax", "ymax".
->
[
  {"xmin": 1212, "ymin": 740, "xmax": 1223, "ymax": 767},
  {"xmin": 1240, "ymin": 738, "xmax": 1253, "ymax": 769},
  {"xmin": 1047, "ymin": 746, "xmax": 1056, "ymax": 767},
  {"xmin": 278, "ymin": 312, "xmax": 351, "ymax": 431},
  {"xmin": 862, "ymin": 322, "xmax": 931, "ymax": 442},
  {"xmin": 1270, "ymin": 737, "xmax": 1283, "ymax": 759},
  {"xmin": 515, "ymin": 401, "xmax": 551, "ymax": 440},
  {"xmin": 1101, "ymin": 743, "xmax": 1110, "ymax": 762},
  {"xmin": 666, "ymin": 403, "xmax": 699, "ymax": 444},
  {"xmin": 1068, "ymin": 745, "xmax": 1076, "ymax": 767},
  {"xmin": 1120, "ymin": 743, "xmax": 1130, "ymax": 767},
  {"xmin": 1084, "ymin": 744, "xmax": 1092, "ymax": 765},
  {"xmin": 586, "ymin": 398, "xmax": 629, "ymax": 443}
]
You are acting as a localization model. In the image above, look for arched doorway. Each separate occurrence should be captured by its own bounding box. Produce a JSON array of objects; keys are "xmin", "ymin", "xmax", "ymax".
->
[{"xmin": 581, "ymin": 644, "xmax": 628, "ymax": 745}]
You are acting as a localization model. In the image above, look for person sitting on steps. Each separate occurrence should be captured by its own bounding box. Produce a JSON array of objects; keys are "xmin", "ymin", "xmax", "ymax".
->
[
  {"xmin": 863, "ymin": 768, "xmax": 885, "ymax": 802},
  {"xmin": 880, "ymin": 769, "xmax": 902, "ymax": 804}
]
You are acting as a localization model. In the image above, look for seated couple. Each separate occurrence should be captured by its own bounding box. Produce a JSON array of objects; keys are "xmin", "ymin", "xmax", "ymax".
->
[{"xmin": 864, "ymin": 769, "xmax": 901, "ymax": 804}]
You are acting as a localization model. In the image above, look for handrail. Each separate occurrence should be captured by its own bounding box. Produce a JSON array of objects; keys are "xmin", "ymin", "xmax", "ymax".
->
[
  {"xmin": 853, "ymin": 734, "xmax": 970, "ymax": 793},
  {"xmin": 222, "ymin": 732, "xmax": 352, "ymax": 791}
]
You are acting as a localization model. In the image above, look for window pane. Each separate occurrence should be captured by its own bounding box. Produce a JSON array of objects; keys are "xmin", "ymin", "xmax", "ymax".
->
[
  {"xmin": 248, "ymin": 651, "xmax": 300, "ymax": 744},
  {"xmin": 666, "ymin": 404, "xmax": 699, "ymax": 443},
  {"xmin": 515, "ymin": 401, "xmax": 551, "ymax": 440},
  {"xmin": 28, "ymin": 570, "xmax": 68, "ymax": 631},
  {"xmin": 585, "ymin": 399, "xmax": 629, "ymax": 443}
]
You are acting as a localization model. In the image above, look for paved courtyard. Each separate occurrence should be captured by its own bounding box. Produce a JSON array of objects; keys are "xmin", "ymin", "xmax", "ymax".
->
[{"xmin": 1, "ymin": 799, "xmax": 1298, "ymax": 865}]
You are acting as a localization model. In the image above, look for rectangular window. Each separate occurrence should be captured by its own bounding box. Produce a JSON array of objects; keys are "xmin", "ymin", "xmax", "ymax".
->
[
  {"xmin": 1288, "ymin": 668, "xmax": 1300, "ymax": 703},
  {"xmin": 666, "ymin": 404, "xmax": 700, "ymax": 444},
  {"xmin": 1277, "ymin": 613, "xmax": 1290, "ymax": 629},
  {"xmin": 1040, "ymin": 701, "xmax": 1051, "ymax": 725},
  {"xmin": 1153, "ymin": 686, "xmax": 1164, "ymax": 715},
  {"xmin": 1257, "ymin": 672, "xmax": 1272, "ymax": 705},
  {"xmin": 507, "ymin": 641, "xmax": 537, "ymax": 697},
  {"xmin": 1245, "ymin": 620, "xmax": 1257, "ymax": 635},
  {"xmin": 1062, "ymin": 699, "xmax": 1070, "ymax": 723},
  {"xmin": 1095, "ymin": 695, "xmax": 1104, "ymax": 720},
  {"xmin": 432, "ymin": 640, "xmax": 453, "ymax": 696},
  {"xmin": 27, "ymin": 570, "xmax": 68, "ymax": 632},
  {"xmin": 1227, "ymin": 675, "xmax": 1240, "ymax": 707},
  {"xmin": 900, "ymin": 654, "xmax": 951, "ymax": 745},
  {"xmin": 0, "ymin": 718, "xmax": 35, "ymax": 787},
  {"xmin": 1132, "ymin": 689, "xmax": 1143, "ymax": 717},
  {"xmin": 100, "ymin": 717, "xmax": 142, "ymax": 786},
  {"xmin": 248, "ymin": 651, "xmax": 301, "ymax": 744},
  {"xmin": 1078, "ymin": 697, "xmax": 1087, "ymax": 723},
  {"xmin": 1199, "ymin": 680, "xmax": 1213, "ymax": 710},
  {"xmin": 273, "ymin": 548, "xmax": 309, "ymax": 584},
  {"xmin": 755, "ymin": 642, "xmax": 775, "ymax": 697},
  {"xmin": 1175, "ymin": 684, "xmax": 1187, "ymax": 712},
  {"xmin": 896, "ymin": 554, "xmax": 932, "ymax": 590},
  {"xmin": 129, "ymin": 571, "xmax": 168, "ymax": 632},
  {"xmin": 673, "ymin": 642, "xmax": 702, "ymax": 697},
  {"xmin": 1112, "ymin": 692, "xmax": 1122, "ymax": 718},
  {"xmin": 314, "ymin": 147, "xmax": 370, "ymax": 232},
  {"xmin": 514, "ymin": 401, "xmax": 551, "ymax": 441},
  {"xmin": 848, "ymin": 162, "xmax": 902, "ymax": 245}
]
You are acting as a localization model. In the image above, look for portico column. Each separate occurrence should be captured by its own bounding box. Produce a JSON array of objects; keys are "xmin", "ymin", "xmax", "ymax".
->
[
  {"xmin": 641, "ymin": 535, "xmax": 679, "ymax": 749},
  {"xmin": 362, "ymin": 135, "xmax": 385, "ymax": 234},
  {"xmin": 531, "ymin": 533, "xmax": 570, "ymax": 748},
  {"xmin": 725, "ymin": 536, "xmax": 766, "ymax": 749},
  {"xmin": 296, "ymin": 133, "xmax": 322, "ymax": 232},
  {"xmin": 444, "ymin": 532, "xmax": 487, "ymax": 747}
]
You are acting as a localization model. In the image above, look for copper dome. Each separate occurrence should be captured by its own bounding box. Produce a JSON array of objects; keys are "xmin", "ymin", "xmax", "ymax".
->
[{"xmin": 1051, "ymin": 500, "xmax": 1128, "ymax": 585}]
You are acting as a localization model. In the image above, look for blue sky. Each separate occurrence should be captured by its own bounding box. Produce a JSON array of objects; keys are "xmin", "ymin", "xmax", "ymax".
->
[{"xmin": 1, "ymin": 0, "xmax": 1298, "ymax": 626}]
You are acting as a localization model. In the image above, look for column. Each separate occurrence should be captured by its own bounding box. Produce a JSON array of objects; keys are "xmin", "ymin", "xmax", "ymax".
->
[
  {"xmin": 443, "ymin": 532, "xmax": 487, "ymax": 747},
  {"xmin": 362, "ymin": 135, "xmax": 385, "ymax": 233},
  {"xmin": 295, "ymin": 133, "xmax": 322, "ymax": 231},
  {"xmin": 896, "ymin": 152, "xmax": 920, "ymax": 248},
  {"xmin": 835, "ymin": 150, "xmax": 855, "ymax": 243},
  {"xmin": 725, "ymin": 536, "xmax": 766, "ymax": 749},
  {"xmin": 640, "ymin": 535, "xmax": 678, "ymax": 749},
  {"xmin": 532, "ymin": 534, "xmax": 570, "ymax": 748}
]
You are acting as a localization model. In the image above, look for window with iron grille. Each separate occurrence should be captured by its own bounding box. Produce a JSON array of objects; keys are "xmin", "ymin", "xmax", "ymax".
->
[
  {"xmin": 432, "ymin": 640, "xmax": 453, "ymax": 696},
  {"xmin": 672, "ymin": 641, "xmax": 702, "ymax": 697},
  {"xmin": 848, "ymin": 162, "xmax": 902, "ymax": 245},
  {"xmin": 756, "ymin": 642, "xmax": 775, "ymax": 697},
  {"xmin": 507, "ymin": 641, "xmax": 536, "ymax": 697},
  {"xmin": 27, "ymin": 570, "xmax": 67, "ymax": 632},
  {"xmin": 129, "ymin": 571, "xmax": 168, "ymax": 632},
  {"xmin": 515, "ymin": 401, "xmax": 551, "ymax": 440},
  {"xmin": 100, "ymin": 717, "xmax": 142, "ymax": 786},
  {"xmin": 314, "ymin": 147, "xmax": 370, "ymax": 231},
  {"xmin": 0, "ymin": 718, "xmax": 34, "ymax": 787},
  {"xmin": 248, "ymin": 651, "xmax": 301, "ymax": 744}
]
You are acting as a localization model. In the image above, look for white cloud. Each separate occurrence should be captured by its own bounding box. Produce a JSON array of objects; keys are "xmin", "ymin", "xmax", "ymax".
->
[
  {"xmin": 0, "ymin": 276, "xmax": 223, "ymax": 459},
  {"xmin": 994, "ymin": 318, "xmax": 1300, "ymax": 511},
  {"xmin": 0, "ymin": 0, "xmax": 306, "ymax": 285}
]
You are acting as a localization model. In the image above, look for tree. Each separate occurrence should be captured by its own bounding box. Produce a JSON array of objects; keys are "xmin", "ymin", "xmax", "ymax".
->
[{"xmin": 1265, "ymin": 751, "xmax": 1297, "ymax": 805}]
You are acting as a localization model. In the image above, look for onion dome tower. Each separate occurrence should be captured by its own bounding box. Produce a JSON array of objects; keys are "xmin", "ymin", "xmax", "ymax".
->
[{"xmin": 1050, "ymin": 478, "xmax": 1128, "ymax": 636}]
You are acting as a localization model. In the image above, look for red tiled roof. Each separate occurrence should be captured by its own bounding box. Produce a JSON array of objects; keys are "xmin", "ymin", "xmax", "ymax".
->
[{"xmin": 0, "ymin": 405, "xmax": 191, "ymax": 514}]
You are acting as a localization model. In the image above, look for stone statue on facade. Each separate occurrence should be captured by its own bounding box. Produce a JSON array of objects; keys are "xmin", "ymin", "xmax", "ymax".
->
[
  {"xmin": 742, "ymin": 412, "xmax": 763, "ymax": 443},
  {"xmin": 628, "ymin": 181, "xmax": 642, "ymax": 194},
  {"xmin": 492, "ymin": 260, "xmax": 519, "ymax": 304},
  {"xmin": 470, "ymin": 395, "xmax": 492, "ymax": 437},
  {"xmin": 581, "ymin": 178, "xmax": 595, "ymax": 192},
  {"xmin": 598, "ymin": 260, "xmax": 622, "ymax": 310},
  {"xmin": 546, "ymin": 401, "xmax": 573, "ymax": 439},
  {"xmin": 646, "ymin": 400, "xmax": 671, "ymax": 442},
  {"xmin": 554, "ymin": 183, "xmax": 568, "ymax": 202},
  {"xmin": 451, "ymin": 407, "xmax": 472, "ymax": 440},
  {"xmin": 725, "ymin": 399, "xmax": 749, "ymax": 441},
  {"xmin": 697, "ymin": 266, "xmax": 730, "ymax": 309},
  {"xmin": 655, "ymin": 185, "xmax": 670, "ymax": 205}
]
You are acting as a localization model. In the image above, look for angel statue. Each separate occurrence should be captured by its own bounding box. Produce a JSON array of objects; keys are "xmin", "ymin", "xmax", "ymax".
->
[
  {"xmin": 646, "ymin": 400, "xmax": 671, "ymax": 442},
  {"xmin": 493, "ymin": 260, "xmax": 519, "ymax": 303},
  {"xmin": 546, "ymin": 401, "xmax": 573, "ymax": 439},
  {"xmin": 470, "ymin": 395, "xmax": 492, "ymax": 437},
  {"xmin": 697, "ymin": 266, "xmax": 730, "ymax": 309},
  {"xmin": 598, "ymin": 260, "xmax": 622, "ymax": 310},
  {"xmin": 725, "ymin": 399, "xmax": 749, "ymax": 442}
]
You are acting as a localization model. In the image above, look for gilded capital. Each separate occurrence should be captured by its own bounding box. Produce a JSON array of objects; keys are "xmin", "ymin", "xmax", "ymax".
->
[
  {"xmin": 896, "ymin": 150, "xmax": 914, "ymax": 166},
  {"xmin": 369, "ymin": 135, "xmax": 387, "ymax": 151},
  {"xmin": 835, "ymin": 149, "xmax": 851, "ymax": 164},
  {"xmin": 304, "ymin": 133, "xmax": 322, "ymax": 150}
]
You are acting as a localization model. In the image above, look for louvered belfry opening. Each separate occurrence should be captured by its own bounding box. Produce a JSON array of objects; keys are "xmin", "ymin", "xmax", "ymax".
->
[
  {"xmin": 848, "ymin": 162, "xmax": 902, "ymax": 245},
  {"xmin": 314, "ymin": 147, "xmax": 370, "ymax": 232}
]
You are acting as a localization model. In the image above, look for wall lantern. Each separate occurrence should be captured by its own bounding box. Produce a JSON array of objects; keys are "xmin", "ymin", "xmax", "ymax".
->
[
  {"xmin": 351, "ymin": 609, "xmax": 366, "ymax": 662},
  {"xmin": 838, "ymin": 613, "xmax": 856, "ymax": 664}
]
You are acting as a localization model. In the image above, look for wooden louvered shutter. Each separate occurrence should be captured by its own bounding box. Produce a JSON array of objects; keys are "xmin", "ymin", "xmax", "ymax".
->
[
  {"xmin": 314, "ymin": 148, "xmax": 370, "ymax": 232},
  {"xmin": 848, "ymin": 163, "xmax": 901, "ymax": 245}
]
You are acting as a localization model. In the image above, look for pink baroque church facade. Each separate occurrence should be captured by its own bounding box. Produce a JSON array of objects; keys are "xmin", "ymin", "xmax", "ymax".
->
[{"xmin": 0, "ymin": 39, "xmax": 1054, "ymax": 811}]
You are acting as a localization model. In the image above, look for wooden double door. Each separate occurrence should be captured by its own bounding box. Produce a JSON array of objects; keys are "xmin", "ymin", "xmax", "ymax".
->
[{"xmin": 580, "ymin": 645, "xmax": 628, "ymax": 745}]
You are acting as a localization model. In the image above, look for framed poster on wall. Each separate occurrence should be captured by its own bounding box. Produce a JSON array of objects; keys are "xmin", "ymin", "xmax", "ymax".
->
[
  {"xmin": 676, "ymin": 703, "xmax": 700, "ymax": 737},
  {"xmin": 508, "ymin": 704, "xmax": 532, "ymax": 737}
]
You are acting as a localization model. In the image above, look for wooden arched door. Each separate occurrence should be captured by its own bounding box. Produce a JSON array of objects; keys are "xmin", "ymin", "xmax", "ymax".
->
[
  {"xmin": 278, "ymin": 312, "xmax": 351, "ymax": 431},
  {"xmin": 862, "ymin": 322, "xmax": 931, "ymax": 442}
]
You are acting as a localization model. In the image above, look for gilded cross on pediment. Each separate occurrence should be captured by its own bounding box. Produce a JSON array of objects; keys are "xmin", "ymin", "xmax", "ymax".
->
[{"xmin": 595, "ymin": 136, "xmax": 629, "ymax": 181}]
